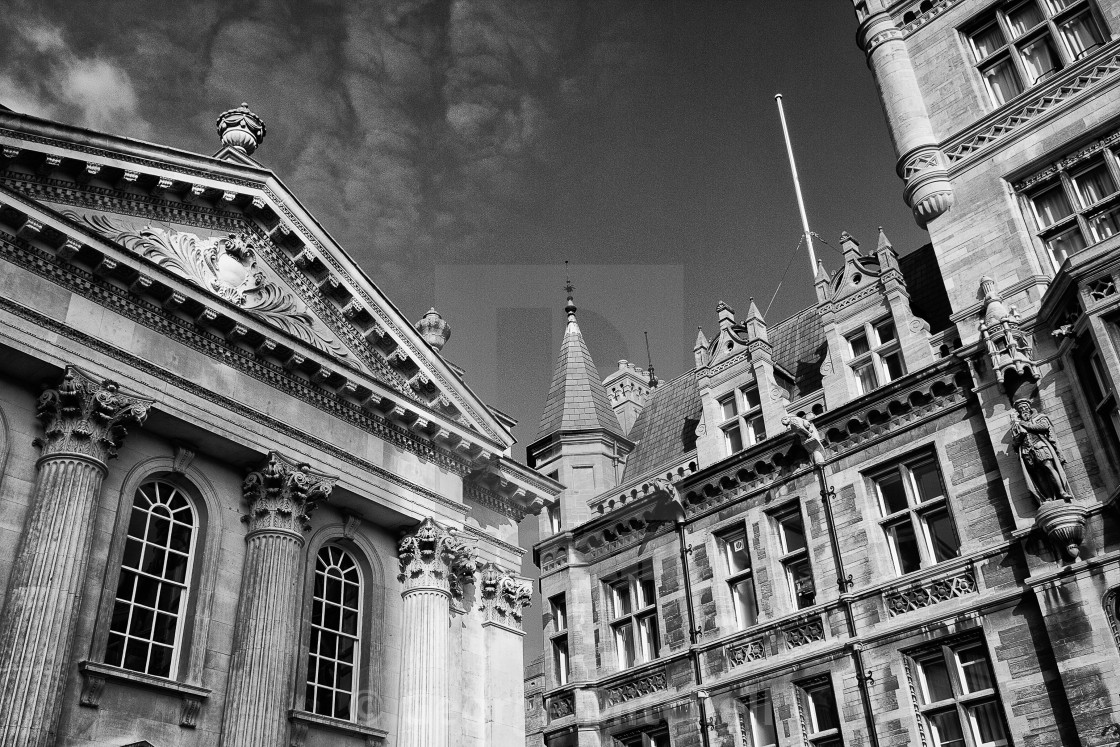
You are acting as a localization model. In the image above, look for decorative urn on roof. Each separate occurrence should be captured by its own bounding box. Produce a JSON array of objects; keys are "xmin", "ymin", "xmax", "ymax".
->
[
  {"xmin": 416, "ymin": 307, "xmax": 451, "ymax": 351},
  {"xmin": 216, "ymin": 103, "xmax": 267, "ymax": 155}
]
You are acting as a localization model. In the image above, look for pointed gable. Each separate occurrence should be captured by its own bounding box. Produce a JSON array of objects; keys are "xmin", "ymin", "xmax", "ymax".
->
[{"xmin": 536, "ymin": 307, "xmax": 622, "ymax": 440}]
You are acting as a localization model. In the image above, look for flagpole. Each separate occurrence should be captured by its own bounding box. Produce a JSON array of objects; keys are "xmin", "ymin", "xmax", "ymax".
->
[{"xmin": 775, "ymin": 94, "xmax": 818, "ymax": 275}]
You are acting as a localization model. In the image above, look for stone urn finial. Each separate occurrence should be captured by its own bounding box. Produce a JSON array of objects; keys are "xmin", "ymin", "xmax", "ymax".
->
[
  {"xmin": 416, "ymin": 307, "xmax": 451, "ymax": 351},
  {"xmin": 216, "ymin": 103, "xmax": 267, "ymax": 155}
]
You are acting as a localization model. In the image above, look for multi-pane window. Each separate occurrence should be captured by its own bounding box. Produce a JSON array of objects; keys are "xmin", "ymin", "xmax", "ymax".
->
[
  {"xmin": 744, "ymin": 691, "xmax": 778, "ymax": 747},
  {"xmin": 1072, "ymin": 334, "xmax": 1120, "ymax": 456},
  {"xmin": 607, "ymin": 566, "xmax": 659, "ymax": 669},
  {"xmin": 872, "ymin": 454, "xmax": 961, "ymax": 575},
  {"xmin": 1025, "ymin": 146, "xmax": 1120, "ymax": 268},
  {"xmin": 719, "ymin": 384, "xmax": 766, "ymax": 455},
  {"xmin": 717, "ymin": 525, "xmax": 758, "ymax": 629},
  {"xmin": 551, "ymin": 593, "xmax": 570, "ymax": 686},
  {"xmin": 967, "ymin": 0, "xmax": 1105, "ymax": 106},
  {"xmin": 615, "ymin": 726, "xmax": 671, "ymax": 747},
  {"xmin": 913, "ymin": 640, "xmax": 1009, "ymax": 747},
  {"xmin": 775, "ymin": 505, "xmax": 815, "ymax": 609},
  {"xmin": 848, "ymin": 319, "xmax": 904, "ymax": 395},
  {"xmin": 306, "ymin": 545, "xmax": 362, "ymax": 720},
  {"xmin": 798, "ymin": 678, "xmax": 843, "ymax": 747},
  {"xmin": 106, "ymin": 480, "xmax": 196, "ymax": 678}
]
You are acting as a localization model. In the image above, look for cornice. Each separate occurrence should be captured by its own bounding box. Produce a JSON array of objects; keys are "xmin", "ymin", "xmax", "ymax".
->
[
  {"xmin": 0, "ymin": 120, "xmax": 509, "ymax": 444},
  {"xmin": 0, "ymin": 237, "xmax": 478, "ymax": 512}
]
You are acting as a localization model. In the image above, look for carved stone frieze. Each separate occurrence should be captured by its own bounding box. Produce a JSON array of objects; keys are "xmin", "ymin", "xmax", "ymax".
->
[
  {"xmin": 63, "ymin": 210, "xmax": 351, "ymax": 361},
  {"xmin": 884, "ymin": 568, "xmax": 977, "ymax": 617},
  {"xmin": 601, "ymin": 670, "xmax": 667, "ymax": 707},
  {"xmin": 727, "ymin": 638, "xmax": 766, "ymax": 667},
  {"xmin": 242, "ymin": 452, "xmax": 336, "ymax": 536},
  {"xmin": 477, "ymin": 563, "xmax": 533, "ymax": 630},
  {"xmin": 397, "ymin": 517, "xmax": 477, "ymax": 598},
  {"xmin": 782, "ymin": 617, "xmax": 825, "ymax": 649},
  {"xmin": 547, "ymin": 692, "xmax": 575, "ymax": 721},
  {"xmin": 32, "ymin": 366, "xmax": 151, "ymax": 463}
]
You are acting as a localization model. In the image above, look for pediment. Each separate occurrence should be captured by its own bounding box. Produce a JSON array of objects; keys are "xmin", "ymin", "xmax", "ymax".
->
[
  {"xmin": 60, "ymin": 208, "xmax": 362, "ymax": 367},
  {"xmin": 0, "ymin": 116, "xmax": 512, "ymax": 447}
]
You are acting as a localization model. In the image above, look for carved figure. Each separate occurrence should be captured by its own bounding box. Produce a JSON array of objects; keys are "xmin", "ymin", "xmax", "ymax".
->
[
  {"xmin": 1011, "ymin": 400, "xmax": 1073, "ymax": 503},
  {"xmin": 782, "ymin": 414, "xmax": 825, "ymax": 465}
]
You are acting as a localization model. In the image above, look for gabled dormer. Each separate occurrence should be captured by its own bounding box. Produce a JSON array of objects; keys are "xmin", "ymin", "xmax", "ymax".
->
[
  {"xmin": 694, "ymin": 300, "xmax": 793, "ymax": 468},
  {"xmin": 816, "ymin": 229, "xmax": 937, "ymax": 408}
]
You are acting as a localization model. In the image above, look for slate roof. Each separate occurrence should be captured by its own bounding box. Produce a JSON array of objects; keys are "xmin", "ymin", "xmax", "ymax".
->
[
  {"xmin": 616, "ymin": 241, "xmax": 950, "ymax": 482},
  {"xmin": 536, "ymin": 314, "xmax": 623, "ymax": 440},
  {"xmin": 621, "ymin": 370, "xmax": 702, "ymax": 481}
]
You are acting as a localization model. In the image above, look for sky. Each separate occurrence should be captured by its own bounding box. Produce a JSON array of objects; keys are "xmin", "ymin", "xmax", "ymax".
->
[{"xmin": 0, "ymin": 0, "xmax": 930, "ymax": 654}]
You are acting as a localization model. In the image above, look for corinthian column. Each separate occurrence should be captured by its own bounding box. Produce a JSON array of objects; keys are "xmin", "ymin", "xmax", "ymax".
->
[
  {"xmin": 396, "ymin": 518, "xmax": 476, "ymax": 747},
  {"xmin": 219, "ymin": 453, "xmax": 335, "ymax": 747},
  {"xmin": 0, "ymin": 367, "xmax": 151, "ymax": 747}
]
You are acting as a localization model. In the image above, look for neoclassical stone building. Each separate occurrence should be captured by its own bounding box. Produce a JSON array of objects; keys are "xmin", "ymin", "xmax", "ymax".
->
[
  {"xmin": 0, "ymin": 103, "xmax": 556, "ymax": 746},
  {"xmin": 527, "ymin": 1, "xmax": 1120, "ymax": 746}
]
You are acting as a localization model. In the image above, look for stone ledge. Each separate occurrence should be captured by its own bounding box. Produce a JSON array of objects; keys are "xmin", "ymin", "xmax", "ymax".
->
[
  {"xmin": 288, "ymin": 709, "xmax": 388, "ymax": 746},
  {"xmin": 77, "ymin": 660, "xmax": 210, "ymax": 728}
]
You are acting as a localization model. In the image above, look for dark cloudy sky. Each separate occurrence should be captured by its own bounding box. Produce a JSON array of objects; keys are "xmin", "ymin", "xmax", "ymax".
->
[{"xmin": 1, "ymin": 0, "xmax": 931, "ymax": 658}]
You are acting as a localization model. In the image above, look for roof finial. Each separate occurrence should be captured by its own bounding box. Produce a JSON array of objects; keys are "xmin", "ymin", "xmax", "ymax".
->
[
  {"xmin": 216, "ymin": 103, "xmax": 266, "ymax": 155},
  {"xmin": 564, "ymin": 260, "xmax": 577, "ymax": 317},
  {"xmin": 644, "ymin": 331, "xmax": 658, "ymax": 388}
]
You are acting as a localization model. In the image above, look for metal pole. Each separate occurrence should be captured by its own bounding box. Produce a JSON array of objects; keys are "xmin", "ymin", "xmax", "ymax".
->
[
  {"xmin": 775, "ymin": 94, "xmax": 819, "ymax": 274},
  {"xmin": 676, "ymin": 521, "xmax": 711, "ymax": 747}
]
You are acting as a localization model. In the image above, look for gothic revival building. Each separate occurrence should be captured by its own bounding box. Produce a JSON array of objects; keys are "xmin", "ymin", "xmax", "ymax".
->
[
  {"xmin": 0, "ymin": 103, "xmax": 556, "ymax": 747},
  {"xmin": 527, "ymin": 1, "xmax": 1120, "ymax": 746}
]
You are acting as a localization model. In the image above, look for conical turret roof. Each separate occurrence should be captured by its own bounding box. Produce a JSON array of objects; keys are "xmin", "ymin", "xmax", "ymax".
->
[{"xmin": 536, "ymin": 297, "xmax": 622, "ymax": 440}]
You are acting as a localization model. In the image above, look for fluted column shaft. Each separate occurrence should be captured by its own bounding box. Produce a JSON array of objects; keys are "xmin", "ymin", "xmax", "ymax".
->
[
  {"xmin": 398, "ymin": 587, "xmax": 451, "ymax": 747},
  {"xmin": 0, "ymin": 367, "xmax": 150, "ymax": 747},
  {"xmin": 395, "ymin": 517, "xmax": 476, "ymax": 747},
  {"xmin": 218, "ymin": 452, "xmax": 336, "ymax": 747},
  {"xmin": 0, "ymin": 456, "xmax": 106, "ymax": 746},
  {"xmin": 220, "ymin": 529, "xmax": 306, "ymax": 747}
]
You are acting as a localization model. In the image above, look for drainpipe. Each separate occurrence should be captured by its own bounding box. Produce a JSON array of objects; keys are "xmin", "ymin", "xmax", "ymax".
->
[
  {"xmin": 676, "ymin": 520, "xmax": 712, "ymax": 747},
  {"xmin": 813, "ymin": 464, "xmax": 880, "ymax": 747}
]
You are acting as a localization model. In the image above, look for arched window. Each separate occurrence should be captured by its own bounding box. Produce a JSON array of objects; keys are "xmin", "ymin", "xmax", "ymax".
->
[
  {"xmin": 105, "ymin": 479, "xmax": 197, "ymax": 678},
  {"xmin": 306, "ymin": 545, "xmax": 362, "ymax": 720}
]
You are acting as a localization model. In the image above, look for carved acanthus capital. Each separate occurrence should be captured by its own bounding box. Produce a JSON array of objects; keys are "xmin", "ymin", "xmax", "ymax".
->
[
  {"xmin": 397, "ymin": 517, "xmax": 477, "ymax": 598},
  {"xmin": 33, "ymin": 367, "xmax": 152, "ymax": 463},
  {"xmin": 477, "ymin": 563, "xmax": 533, "ymax": 629},
  {"xmin": 242, "ymin": 452, "xmax": 336, "ymax": 537}
]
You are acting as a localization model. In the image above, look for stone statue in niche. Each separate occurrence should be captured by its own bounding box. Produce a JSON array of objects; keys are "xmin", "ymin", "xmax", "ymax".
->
[{"xmin": 1010, "ymin": 399, "xmax": 1073, "ymax": 503}]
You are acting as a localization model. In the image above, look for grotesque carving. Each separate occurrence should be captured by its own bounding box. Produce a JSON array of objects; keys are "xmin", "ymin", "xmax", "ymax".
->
[
  {"xmin": 397, "ymin": 517, "xmax": 477, "ymax": 598},
  {"xmin": 33, "ymin": 367, "xmax": 151, "ymax": 462},
  {"xmin": 782, "ymin": 414, "xmax": 825, "ymax": 465},
  {"xmin": 242, "ymin": 452, "xmax": 336, "ymax": 536},
  {"xmin": 1010, "ymin": 400, "xmax": 1073, "ymax": 504}
]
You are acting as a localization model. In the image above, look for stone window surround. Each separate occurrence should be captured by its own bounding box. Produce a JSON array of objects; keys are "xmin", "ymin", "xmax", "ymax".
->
[
  {"xmin": 766, "ymin": 499, "xmax": 816, "ymax": 612},
  {"xmin": 846, "ymin": 316, "xmax": 905, "ymax": 395},
  {"xmin": 712, "ymin": 520, "xmax": 759, "ymax": 631},
  {"xmin": 549, "ymin": 593, "xmax": 570, "ymax": 687},
  {"xmin": 795, "ymin": 673, "xmax": 844, "ymax": 746},
  {"xmin": 295, "ymin": 525, "xmax": 387, "ymax": 735},
  {"xmin": 86, "ymin": 455, "xmax": 222, "ymax": 698},
  {"xmin": 865, "ymin": 448, "xmax": 961, "ymax": 577},
  {"xmin": 961, "ymin": 0, "xmax": 1108, "ymax": 108},
  {"xmin": 602, "ymin": 561, "xmax": 660, "ymax": 672}
]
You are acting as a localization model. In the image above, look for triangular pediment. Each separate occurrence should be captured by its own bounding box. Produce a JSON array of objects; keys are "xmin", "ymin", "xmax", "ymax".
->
[{"xmin": 0, "ymin": 114, "xmax": 513, "ymax": 448}]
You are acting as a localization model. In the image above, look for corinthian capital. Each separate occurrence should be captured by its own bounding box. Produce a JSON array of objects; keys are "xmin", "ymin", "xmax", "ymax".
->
[
  {"xmin": 397, "ymin": 518, "xmax": 477, "ymax": 598},
  {"xmin": 33, "ymin": 366, "xmax": 152, "ymax": 463},
  {"xmin": 478, "ymin": 563, "xmax": 533, "ymax": 630},
  {"xmin": 242, "ymin": 452, "xmax": 336, "ymax": 536}
]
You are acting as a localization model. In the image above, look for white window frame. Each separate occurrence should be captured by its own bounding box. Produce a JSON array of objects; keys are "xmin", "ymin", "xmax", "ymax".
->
[
  {"xmin": 606, "ymin": 566, "xmax": 659, "ymax": 670},
  {"xmin": 1023, "ymin": 148, "xmax": 1120, "ymax": 270},
  {"xmin": 965, "ymin": 0, "xmax": 1106, "ymax": 107},
  {"xmin": 744, "ymin": 691, "xmax": 779, "ymax": 747},
  {"xmin": 305, "ymin": 544, "xmax": 363, "ymax": 720},
  {"xmin": 798, "ymin": 677, "xmax": 843, "ymax": 746},
  {"xmin": 718, "ymin": 383, "xmax": 766, "ymax": 456},
  {"xmin": 548, "ymin": 502, "xmax": 562, "ymax": 534},
  {"xmin": 717, "ymin": 524, "xmax": 758, "ymax": 630},
  {"xmin": 871, "ymin": 453, "xmax": 961, "ymax": 576},
  {"xmin": 774, "ymin": 504, "xmax": 815, "ymax": 610},
  {"xmin": 105, "ymin": 479, "xmax": 198, "ymax": 678},
  {"xmin": 913, "ymin": 640, "xmax": 1009, "ymax": 747},
  {"xmin": 847, "ymin": 318, "xmax": 904, "ymax": 395}
]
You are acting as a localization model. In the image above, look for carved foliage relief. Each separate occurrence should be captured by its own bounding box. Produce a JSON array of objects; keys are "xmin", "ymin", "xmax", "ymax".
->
[{"xmin": 64, "ymin": 211, "xmax": 350, "ymax": 360}]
